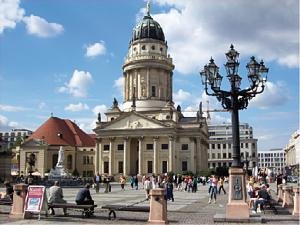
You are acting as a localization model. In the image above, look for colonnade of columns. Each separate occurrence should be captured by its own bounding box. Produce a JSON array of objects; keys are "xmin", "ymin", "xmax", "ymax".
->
[{"xmin": 95, "ymin": 136, "xmax": 177, "ymax": 176}]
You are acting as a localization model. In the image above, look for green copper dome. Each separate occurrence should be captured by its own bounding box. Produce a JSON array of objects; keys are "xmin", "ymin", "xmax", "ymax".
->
[{"xmin": 131, "ymin": 15, "xmax": 165, "ymax": 43}]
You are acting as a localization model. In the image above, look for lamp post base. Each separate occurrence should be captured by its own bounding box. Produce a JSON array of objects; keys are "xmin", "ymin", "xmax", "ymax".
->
[{"xmin": 226, "ymin": 167, "xmax": 250, "ymax": 219}]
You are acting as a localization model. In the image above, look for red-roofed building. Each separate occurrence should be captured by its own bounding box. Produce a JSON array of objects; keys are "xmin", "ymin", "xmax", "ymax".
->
[{"xmin": 20, "ymin": 116, "xmax": 96, "ymax": 178}]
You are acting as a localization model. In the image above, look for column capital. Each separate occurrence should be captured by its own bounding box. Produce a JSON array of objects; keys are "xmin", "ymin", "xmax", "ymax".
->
[
  {"xmin": 109, "ymin": 137, "xmax": 116, "ymax": 142},
  {"xmin": 169, "ymin": 135, "xmax": 175, "ymax": 141},
  {"xmin": 124, "ymin": 136, "xmax": 129, "ymax": 141},
  {"xmin": 153, "ymin": 136, "xmax": 159, "ymax": 141},
  {"xmin": 138, "ymin": 136, "xmax": 144, "ymax": 141}
]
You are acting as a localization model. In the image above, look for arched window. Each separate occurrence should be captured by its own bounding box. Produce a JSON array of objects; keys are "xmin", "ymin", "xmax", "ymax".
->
[{"xmin": 67, "ymin": 155, "xmax": 72, "ymax": 170}]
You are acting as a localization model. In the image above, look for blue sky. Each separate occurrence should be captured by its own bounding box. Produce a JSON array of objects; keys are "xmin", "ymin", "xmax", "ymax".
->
[{"xmin": 0, "ymin": 0, "xmax": 299, "ymax": 151}]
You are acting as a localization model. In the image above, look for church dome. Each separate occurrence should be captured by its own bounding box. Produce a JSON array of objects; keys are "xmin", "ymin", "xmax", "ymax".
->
[{"xmin": 131, "ymin": 15, "xmax": 165, "ymax": 43}]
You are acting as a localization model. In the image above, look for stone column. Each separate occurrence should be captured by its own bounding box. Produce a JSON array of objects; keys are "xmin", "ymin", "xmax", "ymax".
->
[
  {"xmin": 168, "ymin": 136, "xmax": 174, "ymax": 172},
  {"xmin": 98, "ymin": 140, "xmax": 102, "ymax": 174},
  {"xmin": 293, "ymin": 186, "xmax": 300, "ymax": 216},
  {"xmin": 138, "ymin": 136, "xmax": 144, "ymax": 175},
  {"xmin": 95, "ymin": 138, "xmax": 100, "ymax": 173},
  {"xmin": 109, "ymin": 137, "xmax": 115, "ymax": 176},
  {"xmin": 190, "ymin": 137, "xmax": 196, "ymax": 173},
  {"xmin": 123, "ymin": 137, "xmax": 129, "ymax": 176},
  {"xmin": 153, "ymin": 136, "xmax": 158, "ymax": 174}
]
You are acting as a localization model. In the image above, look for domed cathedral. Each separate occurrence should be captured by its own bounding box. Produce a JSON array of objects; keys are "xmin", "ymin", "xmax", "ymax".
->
[{"xmin": 94, "ymin": 1, "xmax": 208, "ymax": 177}]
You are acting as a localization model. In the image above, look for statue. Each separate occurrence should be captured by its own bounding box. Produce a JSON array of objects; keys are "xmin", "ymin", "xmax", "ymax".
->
[
  {"xmin": 97, "ymin": 112, "xmax": 101, "ymax": 122},
  {"xmin": 176, "ymin": 105, "xmax": 181, "ymax": 112},
  {"xmin": 197, "ymin": 101, "xmax": 203, "ymax": 122},
  {"xmin": 113, "ymin": 97, "xmax": 118, "ymax": 108},
  {"xmin": 56, "ymin": 146, "xmax": 64, "ymax": 168}
]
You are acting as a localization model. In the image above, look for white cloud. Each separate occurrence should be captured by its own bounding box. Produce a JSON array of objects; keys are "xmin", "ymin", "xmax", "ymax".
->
[
  {"xmin": 150, "ymin": 0, "xmax": 299, "ymax": 74},
  {"xmin": 0, "ymin": 114, "xmax": 19, "ymax": 130},
  {"xmin": 58, "ymin": 70, "xmax": 93, "ymax": 98},
  {"xmin": 38, "ymin": 102, "xmax": 46, "ymax": 109},
  {"xmin": 0, "ymin": 104, "xmax": 27, "ymax": 112},
  {"xmin": 114, "ymin": 77, "xmax": 124, "ymax": 97},
  {"xmin": 85, "ymin": 41, "xmax": 106, "ymax": 58},
  {"xmin": 23, "ymin": 14, "xmax": 63, "ymax": 38},
  {"xmin": 173, "ymin": 89, "xmax": 192, "ymax": 105},
  {"xmin": 0, "ymin": 0, "xmax": 25, "ymax": 33},
  {"xmin": 249, "ymin": 81, "xmax": 290, "ymax": 109},
  {"xmin": 64, "ymin": 102, "xmax": 89, "ymax": 112}
]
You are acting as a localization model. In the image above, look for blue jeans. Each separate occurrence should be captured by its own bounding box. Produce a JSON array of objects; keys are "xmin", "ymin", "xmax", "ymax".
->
[
  {"xmin": 253, "ymin": 199, "xmax": 266, "ymax": 211},
  {"xmin": 210, "ymin": 186, "xmax": 217, "ymax": 200}
]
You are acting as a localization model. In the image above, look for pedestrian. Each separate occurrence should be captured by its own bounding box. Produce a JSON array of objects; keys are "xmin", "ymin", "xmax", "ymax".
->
[
  {"xmin": 218, "ymin": 176, "xmax": 226, "ymax": 194},
  {"xmin": 93, "ymin": 172, "xmax": 101, "ymax": 193},
  {"xmin": 144, "ymin": 177, "xmax": 152, "ymax": 199},
  {"xmin": 48, "ymin": 181, "xmax": 68, "ymax": 215},
  {"xmin": 134, "ymin": 175, "xmax": 139, "ymax": 190},
  {"xmin": 129, "ymin": 175, "xmax": 135, "ymax": 190},
  {"xmin": 166, "ymin": 179, "xmax": 174, "ymax": 202},
  {"xmin": 192, "ymin": 177, "xmax": 198, "ymax": 193},
  {"xmin": 120, "ymin": 176, "xmax": 126, "ymax": 191},
  {"xmin": 0, "ymin": 181, "xmax": 14, "ymax": 201},
  {"xmin": 208, "ymin": 175, "xmax": 218, "ymax": 203}
]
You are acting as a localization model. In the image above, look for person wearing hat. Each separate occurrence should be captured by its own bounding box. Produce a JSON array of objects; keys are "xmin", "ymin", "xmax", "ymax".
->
[{"xmin": 75, "ymin": 183, "xmax": 94, "ymax": 212}]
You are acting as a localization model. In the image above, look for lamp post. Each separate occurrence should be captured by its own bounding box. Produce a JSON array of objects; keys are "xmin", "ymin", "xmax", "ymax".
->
[
  {"xmin": 200, "ymin": 45, "xmax": 268, "ymax": 219},
  {"xmin": 241, "ymin": 155, "xmax": 252, "ymax": 176}
]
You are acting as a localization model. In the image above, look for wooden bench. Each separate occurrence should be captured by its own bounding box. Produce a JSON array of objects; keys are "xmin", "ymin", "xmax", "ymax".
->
[
  {"xmin": 0, "ymin": 199, "xmax": 12, "ymax": 206},
  {"xmin": 102, "ymin": 204, "xmax": 150, "ymax": 220},
  {"xmin": 261, "ymin": 198, "xmax": 278, "ymax": 215},
  {"xmin": 48, "ymin": 203, "xmax": 97, "ymax": 218}
]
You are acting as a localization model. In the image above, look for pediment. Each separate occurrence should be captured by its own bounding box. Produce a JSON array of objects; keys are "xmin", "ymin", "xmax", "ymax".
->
[
  {"xmin": 22, "ymin": 138, "xmax": 47, "ymax": 147},
  {"xmin": 102, "ymin": 113, "xmax": 168, "ymax": 130}
]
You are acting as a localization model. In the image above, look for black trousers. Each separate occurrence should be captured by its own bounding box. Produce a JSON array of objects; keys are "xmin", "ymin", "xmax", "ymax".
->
[{"xmin": 76, "ymin": 199, "xmax": 94, "ymax": 211}]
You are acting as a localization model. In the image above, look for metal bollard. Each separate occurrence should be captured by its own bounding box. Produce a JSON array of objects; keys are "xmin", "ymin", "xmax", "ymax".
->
[
  {"xmin": 293, "ymin": 186, "xmax": 300, "ymax": 216},
  {"xmin": 10, "ymin": 183, "xmax": 28, "ymax": 218},
  {"xmin": 148, "ymin": 188, "xmax": 168, "ymax": 224}
]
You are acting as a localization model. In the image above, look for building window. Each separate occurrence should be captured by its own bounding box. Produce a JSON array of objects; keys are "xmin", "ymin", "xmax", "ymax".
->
[
  {"xmin": 218, "ymin": 162, "xmax": 221, "ymax": 167},
  {"xmin": 117, "ymin": 144, "xmax": 124, "ymax": 151},
  {"xmin": 228, "ymin": 144, "xmax": 231, "ymax": 149},
  {"xmin": 161, "ymin": 144, "xmax": 168, "ymax": 150},
  {"xmin": 151, "ymin": 45, "xmax": 155, "ymax": 50},
  {"xmin": 212, "ymin": 144, "xmax": 215, "ymax": 149},
  {"xmin": 228, "ymin": 153, "xmax": 232, "ymax": 158},
  {"xmin": 182, "ymin": 161, "xmax": 188, "ymax": 171},
  {"xmin": 151, "ymin": 86, "xmax": 156, "ymax": 97},
  {"xmin": 217, "ymin": 144, "xmax": 221, "ymax": 149},
  {"xmin": 83, "ymin": 156, "xmax": 87, "ymax": 165},
  {"xmin": 223, "ymin": 153, "xmax": 226, "ymax": 158},
  {"xmin": 67, "ymin": 155, "xmax": 72, "ymax": 170},
  {"xmin": 208, "ymin": 153, "xmax": 210, "ymax": 159},
  {"xmin": 146, "ymin": 144, "xmax": 153, "ymax": 150},
  {"xmin": 229, "ymin": 162, "xmax": 232, "ymax": 167},
  {"xmin": 223, "ymin": 144, "xmax": 226, "ymax": 149},
  {"xmin": 104, "ymin": 161, "xmax": 109, "ymax": 173},
  {"xmin": 162, "ymin": 161, "xmax": 168, "ymax": 173},
  {"xmin": 223, "ymin": 162, "xmax": 227, "ymax": 167},
  {"xmin": 252, "ymin": 143, "xmax": 256, "ymax": 148},
  {"xmin": 245, "ymin": 143, "xmax": 249, "ymax": 148},
  {"xmin": 212, "ymin": 163, "xmax": 216, "ymax": 168},
  {"xmin": 91, "ymin": 156, "xmax": 94, "ymax": 164},
  {"xmin": 104, "ymin": 145, "xmax": 109, "ymax": 151},
  {"xmin": 147, "ymin": 161, "xmax": 153, "ymax": 173},
  {"xmin": 142, "ymin": 45, "xmax": 146, "ymax": 50},
  {"xmin": 118, "ymin": 161, "xmax": 123, "ymax": 173},
  {"xmin": 181, "ymin": 144, "xmax": 188, "ymax": 150},
  {"xmin": 212, "ymin": 153, "xmax": 215, "ymax": 159},
  {"xmin": 218, "ymin": 153, "xmax": 221, "ymax": 159},
  {"xmin": 208, "ymin": 163, "xmax": 210, "ymax": 168}
]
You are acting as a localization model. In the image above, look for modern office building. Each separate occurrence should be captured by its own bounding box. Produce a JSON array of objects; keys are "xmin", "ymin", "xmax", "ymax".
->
[
  {"xmin": 207, "ymin": 123, "xmax": 258, "ymax": 170},
  {"xmin": 257, "ymin": 148, "xmax": 285, "ymax": 174},
  {"xmin": 0, "ymin": 129, "xmax": 33, "ymax": 152},
  {"xmin": 284, "ymin": 129, "xmax": 300, "ymax": 176}
]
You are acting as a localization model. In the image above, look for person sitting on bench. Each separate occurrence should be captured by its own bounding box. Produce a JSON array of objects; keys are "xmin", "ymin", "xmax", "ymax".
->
[
  {"xmin": 48, "ymin": 181, "xmax": 68, "ymax": 215},
  {"xmin": 0, "ymin": 181, "xmax": 14, "ymax": 201},
  {"xmin": 252, "ymin": 184, "xmax": 270, "ymax": 214},
  {"xmin": 75, "ymin": 183, "xmax": 94, "ymax": 213}
]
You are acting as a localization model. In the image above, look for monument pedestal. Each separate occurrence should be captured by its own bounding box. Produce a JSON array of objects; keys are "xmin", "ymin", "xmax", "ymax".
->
[
  {"xmin": 148, "ymin": 188, "xmax": 168, "ymax": 224},
  {"xmin": 10, "ymin": 183, "xmax": 28, "ymax": 219},
  {"xmin": 225, "ymin": 167, "xmax": 249, "ymax": 219}
]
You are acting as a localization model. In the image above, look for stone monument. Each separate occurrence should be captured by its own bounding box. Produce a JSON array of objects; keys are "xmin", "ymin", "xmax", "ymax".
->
[{"xmin": 49, "ymin": 146, "xmax": 70, "ymax": 179}]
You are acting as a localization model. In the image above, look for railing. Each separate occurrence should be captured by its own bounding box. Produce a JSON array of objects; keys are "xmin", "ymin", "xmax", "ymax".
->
[{"xmin": 124, "ymin": 53, "xmax": 172, "ymax": 64}]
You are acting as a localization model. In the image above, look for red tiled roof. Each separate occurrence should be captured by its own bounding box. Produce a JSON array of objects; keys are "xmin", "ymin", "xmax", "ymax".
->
[{"xmin": 26, "ymin": 117, "xmax": 95, "ymax": 147}]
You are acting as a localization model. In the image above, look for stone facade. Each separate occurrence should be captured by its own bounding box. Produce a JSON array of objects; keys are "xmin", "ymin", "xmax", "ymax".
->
[{"xmin": 94, "ymin": 11, "xmax": 208, "ymax": 176}]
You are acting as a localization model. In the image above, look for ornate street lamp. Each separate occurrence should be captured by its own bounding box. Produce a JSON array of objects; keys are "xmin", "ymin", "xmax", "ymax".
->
[{"xmin": 200, "ymin": 44, "xmax": 268, "ymax": 219}]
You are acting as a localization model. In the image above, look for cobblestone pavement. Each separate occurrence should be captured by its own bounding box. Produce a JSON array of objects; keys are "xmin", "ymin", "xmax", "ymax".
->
[{"xmin": 0, "ymin": 182, "xmax": 299, "ymax": 225}]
